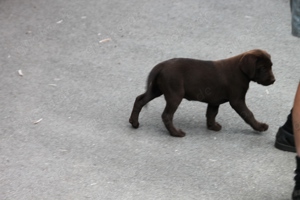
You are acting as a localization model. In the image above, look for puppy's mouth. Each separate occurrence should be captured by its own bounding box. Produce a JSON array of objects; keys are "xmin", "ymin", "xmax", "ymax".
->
[{"xmin": 258, "ymin": 78, "xmax": 276, "ymax": 86}]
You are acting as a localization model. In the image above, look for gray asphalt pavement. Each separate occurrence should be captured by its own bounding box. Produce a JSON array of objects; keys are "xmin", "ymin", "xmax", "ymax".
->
[{"xmin": 1, "ymin": 0, "xmax": 300, "ymax": 199}]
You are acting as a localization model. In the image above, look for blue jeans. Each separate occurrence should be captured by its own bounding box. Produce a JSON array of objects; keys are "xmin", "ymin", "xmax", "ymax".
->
[{"xmin": 291, "ymin": 0, "xmax": 300, "ymax": 37}]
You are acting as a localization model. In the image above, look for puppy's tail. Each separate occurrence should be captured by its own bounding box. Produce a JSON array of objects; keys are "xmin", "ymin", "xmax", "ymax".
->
[
  {"xmin": 143, "ymin": 63, "xmax": 164, "ymax": 108},
  {"xmin": 146, "ymin": 63, "xmax": 163, "ymax": 92}
]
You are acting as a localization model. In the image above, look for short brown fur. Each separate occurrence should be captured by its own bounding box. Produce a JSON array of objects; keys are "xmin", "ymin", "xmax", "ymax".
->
[{"xmin": 129, "ymin": 49, "xmax": 275, "ymax": 137}]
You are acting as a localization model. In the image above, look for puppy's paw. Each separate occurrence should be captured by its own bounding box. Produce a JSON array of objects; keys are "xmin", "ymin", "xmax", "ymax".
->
[
  {"xmin": 129, "ymin": 118, "xmax": 139, "ymax": 128},
  {"xmin": 170, "ymin": 129, "xmax": 186, "ymax": 137},
  {"xmin": 255, "ymin": 123, "xmax": 269, "ymax": 132},
  {"xmin": 207, "ymin": 122, "xmax": 222, "ymax": 131}
]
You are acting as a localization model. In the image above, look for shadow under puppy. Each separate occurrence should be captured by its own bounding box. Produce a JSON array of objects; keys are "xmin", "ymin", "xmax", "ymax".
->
[{"xmin": 129, "ymin": 49, "xmax": 275, "ymax": 137}]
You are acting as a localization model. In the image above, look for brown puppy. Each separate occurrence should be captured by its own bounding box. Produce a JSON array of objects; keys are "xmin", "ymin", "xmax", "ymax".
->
[{"xmin": 129, "ymin": 49, "xmax": 275, "ymax": 137}]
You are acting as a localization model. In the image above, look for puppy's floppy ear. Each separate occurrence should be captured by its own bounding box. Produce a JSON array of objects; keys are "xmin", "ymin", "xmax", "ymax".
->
[{"xmin": 239, "ymin": 53, "xmax": 258, "ymax": 79}]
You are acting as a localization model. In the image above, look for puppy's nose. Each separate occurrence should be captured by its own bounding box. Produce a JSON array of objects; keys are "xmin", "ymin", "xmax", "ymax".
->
[{"xmin": 270, "ymin": 78, "xmax": 275, "ymax": 84}]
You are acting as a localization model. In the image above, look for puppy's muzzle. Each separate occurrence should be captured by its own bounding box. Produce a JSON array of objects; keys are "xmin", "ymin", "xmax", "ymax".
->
[
  {"xmin": 269, "ymin": 78, "xmax": 275, "ymax": 84},
  {"xmin": 265, "ymin": 76, "xmax": 275, "ymax": 85}
]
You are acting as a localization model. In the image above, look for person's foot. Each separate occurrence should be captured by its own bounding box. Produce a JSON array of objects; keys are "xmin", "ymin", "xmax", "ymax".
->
[
  {"xmin": 292, "ymin": 189, "xmax": 300, "ymax": 200},
  {"xmin": 274, "ymin": 126, "xmax": 296, "ymax": 152},
  {"xmin": 293, "ymin": 157, "xmax": 300, "ymax": 200}
]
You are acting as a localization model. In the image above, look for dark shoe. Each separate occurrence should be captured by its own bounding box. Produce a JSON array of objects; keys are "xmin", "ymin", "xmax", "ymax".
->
[
  {"xmin": 274, "ymin": 127, "xmax": 296, "ymax": 152},
  {"xmin": 293, "ymin": 189, "xmax": 300, "ymax": 200},
  {"xmin": 293, "ymin": 156, "xmax": 300, "ymax": 200}
]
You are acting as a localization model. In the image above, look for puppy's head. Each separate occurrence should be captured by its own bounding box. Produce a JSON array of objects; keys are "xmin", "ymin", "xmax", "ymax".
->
[{"xmin": 239, "ymin": 49, "xmax": 275, "ymax": 86}]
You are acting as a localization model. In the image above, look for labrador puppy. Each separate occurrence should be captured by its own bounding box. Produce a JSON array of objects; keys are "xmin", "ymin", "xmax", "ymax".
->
[{"xmin": 129, "ymin": 49, "xmax": 275, "ymax": 137}]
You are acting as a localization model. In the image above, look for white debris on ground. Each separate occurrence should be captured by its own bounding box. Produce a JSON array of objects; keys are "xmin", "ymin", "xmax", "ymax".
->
[
  {"xmin": 33, "ymin": 118, "xmax": 43, "ymax": 124},
  {"xmin": 99, "ymin": 38, "xmax": 111, "ymax": 43},
  {"xmin": 18, "ymin": 70, "xmax": 23, "ymax": 76}
]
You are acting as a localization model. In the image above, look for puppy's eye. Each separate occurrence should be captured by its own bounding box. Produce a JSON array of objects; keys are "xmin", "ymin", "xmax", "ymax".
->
[
  {"xmin": 262, "ymin": 67, "xmax": 267, "ymax": 71},
  {"xmin": 257, "ymin": 67, "xmax": 267, "ymax": 73}
]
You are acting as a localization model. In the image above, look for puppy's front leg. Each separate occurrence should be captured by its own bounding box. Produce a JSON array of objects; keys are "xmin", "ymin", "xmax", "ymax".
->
[{"xmin": 230, "ymin": 100, "xmax": 268, "ymax": 132}]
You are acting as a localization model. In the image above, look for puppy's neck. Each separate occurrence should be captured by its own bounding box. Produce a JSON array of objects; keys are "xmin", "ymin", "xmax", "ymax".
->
[{"xmin": 214, "ymin": 54, "xmax": 251, "ymax": 88}]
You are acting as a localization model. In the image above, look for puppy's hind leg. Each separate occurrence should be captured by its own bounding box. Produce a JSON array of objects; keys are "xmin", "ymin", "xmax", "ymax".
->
[
  {"xmin": 206, "ymin": 104, "xmax": 222, "ymax": 131},
  {"xmin": 162, "ymin": 93, "xmax": 186, "ymax": 137},
  {"xmin": 129, "ymin": 89, "xmax": 161, "ymax": 128}
]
